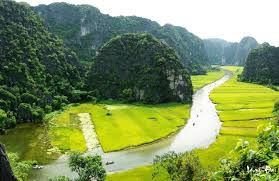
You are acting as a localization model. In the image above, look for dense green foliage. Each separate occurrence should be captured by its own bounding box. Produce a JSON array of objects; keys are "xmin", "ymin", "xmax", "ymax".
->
[
  {"xmin": 87, "ymin": 33, "xmax": 193, "ymax": 103},
  {"xmin": 69, "ymin": 153, "xmax": 106, "ymax": 181},
  {"xmin": 153, "ymin": 151, "xmax": 207, "ymax": 181},
  {"xmin": 0, "ymin": 0, "xmax": 83, "ymax": 128},
  {"xmin": 214, "ymin": 124, "xmax": 279, "ymax": 180},
  {"xmin": 34, "ymin": 2, "xmax": 209, "ymax": 74},
  {"xmin": 8, "ymin": 152, "xmax": 34, "ymax": 181},
  {"xmin": 241, "ymin": 44, "xmax": 279, "ymax": 85},
  {"xmin": 49, "ymin": 153, "xmax": 106, "ymax": 181},
  {"xmin": 204, "ymin": 37, "xmax": 258, "ymax": 65}
]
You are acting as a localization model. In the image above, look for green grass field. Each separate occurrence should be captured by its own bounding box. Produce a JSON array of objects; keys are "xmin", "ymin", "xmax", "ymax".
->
[
  {"xmin": 191, "ymin": 71, "xmax": 225, "ymax": 92},
  {"xmin": 51, "ymin": 102, "xmax": 190, "ymax": 152}
]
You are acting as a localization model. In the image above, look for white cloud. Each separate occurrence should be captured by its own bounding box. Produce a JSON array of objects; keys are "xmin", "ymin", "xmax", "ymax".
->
[{"xmin": 16, "ymin": 0, "xmax": 279, "ymax": 46}]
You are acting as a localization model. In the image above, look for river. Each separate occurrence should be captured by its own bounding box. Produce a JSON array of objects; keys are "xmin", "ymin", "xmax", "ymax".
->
[{"xmin": 30, "ymin": 70, "xmax": 232, "ymax": 180}]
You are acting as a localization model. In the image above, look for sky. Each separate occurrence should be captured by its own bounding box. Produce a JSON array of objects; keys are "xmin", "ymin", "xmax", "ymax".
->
[{"xmin": 16, "ymin": 0, "xmax": 279, "ymax": 46}]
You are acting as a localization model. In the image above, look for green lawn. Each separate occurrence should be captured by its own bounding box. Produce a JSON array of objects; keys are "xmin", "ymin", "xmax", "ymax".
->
[
  {"xmin": 191, "ymin": 70, "xmax": 225, "ymax": 92},
  {"xmin": 51, "ymin": 102, "xmax": 190, "ymax": 152}
]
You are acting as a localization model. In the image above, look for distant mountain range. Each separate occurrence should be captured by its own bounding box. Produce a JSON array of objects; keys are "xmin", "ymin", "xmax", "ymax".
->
[{"xmin": 204, "ymin": 37, "xmax": 259, "ymax": 66}]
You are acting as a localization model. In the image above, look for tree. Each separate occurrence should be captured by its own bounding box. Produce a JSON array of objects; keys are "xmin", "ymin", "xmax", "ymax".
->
[
  {"xmin": 68, "ymin": 153, "xmax": 106, "ymax": 181},
  {"xmin": 153, "ymin": 151, "xmax": 207, "ymax": 181},
  {"xmin": 0, "ymin": 109, "xmax": 7, "ymax": 129},
  {"xmin": 17, "ymin": 103, "xmax": 32, "ymax": 122},
  {"xmin": 214, "ymin": 123, "xmax": 279, "ymax": 181}
]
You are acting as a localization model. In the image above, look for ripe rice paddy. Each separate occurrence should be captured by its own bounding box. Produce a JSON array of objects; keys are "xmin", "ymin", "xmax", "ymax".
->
[
  {"xmin": 50, "ymin": 102, "xmax": 190, "ymax": 153},
  {"xmin": 191, "ymin": 70, "xmax": 225, "ymax": 92},
  {"xmin": 107, "ymin": 66, "xmax": 279, "ymax": 180}
]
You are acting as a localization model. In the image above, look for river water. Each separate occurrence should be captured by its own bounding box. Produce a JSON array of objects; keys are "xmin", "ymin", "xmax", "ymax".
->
[{"xmin": 30, "ymin": 71, "xmax": 232, "ymax": 180}]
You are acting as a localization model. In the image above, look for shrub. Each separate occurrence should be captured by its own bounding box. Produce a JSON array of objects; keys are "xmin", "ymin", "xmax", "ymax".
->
[
  {"xmin": 214, "ymin": 123, "xmax": 279, "ymax": 180},
  {"xmin": 8, "ymin": 153, "xmax": 34, "ymax": 181},
  {"xmin": 153, "ymin": 151, "xmax": 207, "ymax": 181},
  {"xmin": 17, "ymin": 103, "xmax": 33, "ymax": 122},
  {"xmin": 69, "ymin": 152, "xmax": 106, "ymax": 181}
]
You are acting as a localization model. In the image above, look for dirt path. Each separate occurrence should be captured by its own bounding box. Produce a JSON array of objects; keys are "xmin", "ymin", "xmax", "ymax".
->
[{"xmin": 78, "ymin": 113, "xmax": 99, "ymax": 152}]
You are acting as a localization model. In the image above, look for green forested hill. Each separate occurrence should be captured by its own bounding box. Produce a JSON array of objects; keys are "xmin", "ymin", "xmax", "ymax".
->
[
  {"xmin": 241, "ymin": 44, "xmax": 279, "ymax": 85},
  {"xmin": 0, "ymin": 0, "xmax": 82, "ymax": 128},
  {"xmin": 33, "ymin": 3, "xmax": 209, "ymax": 74},
  {"xmin": 204, "ymin": 37, "xmax": 258, "ymax": 65},
  {"xmin": 87, "ymin": 33, "xmax": 193, "ymax": 103}
]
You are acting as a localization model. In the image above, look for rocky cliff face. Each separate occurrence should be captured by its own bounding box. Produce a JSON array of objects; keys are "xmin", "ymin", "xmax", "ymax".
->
[
  {"xmin": 204, "ymin": 37, "xmax": 258, "ymax": 65},
  {"xmin": 86, "ymin": 33, "xmax": 193, "ymax": 103},
  {"xmin": 34, "ymin": 2, "xmax": 209, "ymax": 74},
  {"xmin": 0, "ymin": 144, "xmax": 17, "ymax": 181}
]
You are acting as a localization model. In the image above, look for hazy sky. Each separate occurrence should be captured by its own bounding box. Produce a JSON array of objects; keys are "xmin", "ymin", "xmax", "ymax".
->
[{"xmin": 16, "ymin": 0, "xmax": 279, "ymax": 46}]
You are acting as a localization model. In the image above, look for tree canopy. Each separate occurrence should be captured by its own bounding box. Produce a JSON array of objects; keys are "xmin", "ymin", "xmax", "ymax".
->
[
  {"xmin": 0, "ymin": 0, "xmax": 83, "ymax": 128},
  {"xmin": 86, "ymin": 33, "xmax": 193, "ymax": 103},
  {"xmin": 34, "ymin": 2, "xmax": 209, "ymax": 74},
  {"xmin": 241, "ymin": 44, "xmax": 279, "ymax": 85}
]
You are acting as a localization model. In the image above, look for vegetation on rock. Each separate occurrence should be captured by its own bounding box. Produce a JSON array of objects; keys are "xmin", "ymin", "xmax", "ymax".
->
[
  {"xmin": 34, "ymin": 2, "xmax": 209, "ymax": 74},
  {"xmin": 87, "ymin": 33, "xmax": 193, "ymax": 103},
  {"xmin": 241, "ymin": 44, "xmax": 279, "ymax": 85},
  {"xmin": 0, "ymin": 0, "xmax": 83, "ymax": 129}
]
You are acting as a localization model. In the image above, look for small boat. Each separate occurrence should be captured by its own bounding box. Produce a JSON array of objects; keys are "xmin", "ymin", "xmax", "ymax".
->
[
  {"xmin": 33, "ymin": 165, "xmax": 44, "ymax": 169},
  {"xmin": 105, "ymin": 161, "xmax": 114, "ymax": 165}
]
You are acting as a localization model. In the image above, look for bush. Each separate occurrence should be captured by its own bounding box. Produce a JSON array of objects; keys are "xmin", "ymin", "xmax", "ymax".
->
[
  {"xmin": 69, "ymin": 152, "xmax": 106, "ymax": 181},
  {"xmin": 21, "ymin": 93, "xmax": 38, "ymax": 105},
  {"xmin": 214, "ymin": 123, "xmax": 279, "ymax": 180},
  {"xmin": 0, "ymin": 109, "xmax": 16, "ymax": 129},
  {"xmin": 17, "ymin": 103, "xmax": 33, "ymax": 122},
  {"xmin": 8, "ymin": 153, "xmax": 34, "ymax": 181},
  {"xmin": 0, "ymin": 99, "xmax": 8, "ymax": 111},
  {"xmin": 153, "ymin": 151, "xmax": 207, "ymax": 181},
  {"xmin": 0, "ymin": 109, "xmax": 7, "ymax": 128},
  {"xmin": 52, "ymin": 96, "xmax": 69, "ymax": 110}
]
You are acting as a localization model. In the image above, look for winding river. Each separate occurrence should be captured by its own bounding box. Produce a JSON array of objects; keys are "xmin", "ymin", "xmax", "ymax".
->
[{"xmin": 30, "ymin": 70, "xmax": 232, "ymax": 180}]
